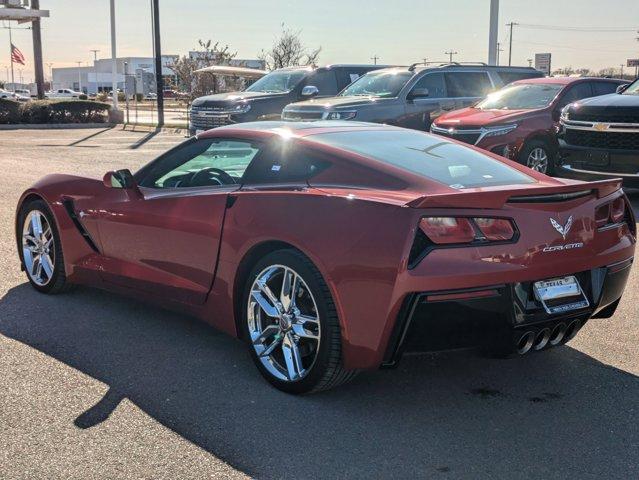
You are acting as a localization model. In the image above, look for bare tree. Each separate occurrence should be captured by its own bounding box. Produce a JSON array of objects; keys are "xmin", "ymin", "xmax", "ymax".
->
[
  {"xmin": 168, "ymin": 39, "xmax": 238, "ymax": 99},
  {"xmin": 259, "ymin": 27, "xmax": 321, "ymax": 70}
]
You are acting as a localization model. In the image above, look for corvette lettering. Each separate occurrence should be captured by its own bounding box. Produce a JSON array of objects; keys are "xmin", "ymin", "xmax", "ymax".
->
[{"xmin": 543, "ymin": 242, "xmax": 584, "ymax": 253}]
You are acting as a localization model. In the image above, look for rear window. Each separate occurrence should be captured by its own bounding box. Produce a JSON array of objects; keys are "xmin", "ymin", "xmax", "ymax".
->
[{"xmin": 311, "ymin": 130, "xmax": 535, "ymax": 189}]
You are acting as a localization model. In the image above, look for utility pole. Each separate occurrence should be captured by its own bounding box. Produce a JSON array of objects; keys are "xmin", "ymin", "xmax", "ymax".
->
[
  {"xmin": 496, "ymin": 42, "xmax": 503, "ymax": 66},
  {"xmin": 506, "ymin": 21, "xmax": 518, "ymax": 66},
  {"xmin": 151, "ymin": 0, "xmax": 164, "ymax": 126},
  {"xmin": 487, "ymin": 0, "xmax": 499, "ymax": 65},
  {"xmin": 371, "ymin": 55, "xmax": 379, "ymax": 65},
  {"xmin": 620, "ymin": 64, "xmax": 624, "ymax": 78},
  {"xmin": 527, "ymin": 58, "xmax": 533, "ymax": 67},
  {"xmin": 109, "ymin": 0, "xmax": 119, "ymax": 110},
  {"xmin": 445, "ymin": 50, "xmax": 458, "ymax": 63}
]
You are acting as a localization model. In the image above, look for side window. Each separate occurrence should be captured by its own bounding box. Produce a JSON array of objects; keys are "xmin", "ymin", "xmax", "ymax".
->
[
  {"xmin": 307, "ymin": 70, "xmax": 338, "ymax": 95},
  {"xmin": 445, "ymin": 72, "xmax": 493, "ymax": 97},
  {"xmin": 409, "ymin": 73, "xmax": 446, "ymax": 98},
  {"xmin": 139, "ymin": 138, "xmax": 260, "ymax": 189},
  {"xmin": 242, "ymin": 141, "xmax": 331, "ymax": 185},
  {"xmin": 592, "ymin": 82, "xmax": 619, "ymax": 96},
  {"xmin": 557, "ymin": 83, "xmax": 593, "ymax": 108},
  {"xmin": 336, "ymin": 69, "xmax": 365, "ymax": 90}
]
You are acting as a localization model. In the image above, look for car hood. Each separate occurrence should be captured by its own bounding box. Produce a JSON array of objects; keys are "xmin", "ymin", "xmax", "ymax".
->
[
  {"xmin": 285, "ymin": 96, "xmax": 391, "ymax": 110},
  {"xmin": 434, "ymin": 107, "xmax": 537, "ymax": 127},
  {"xmin": 192, "ymin": 90, "xmax": 287, "ymax": 107},
  {"xmin": 567, "ymin": 92, "xmax": 639, "ymax": 118}
]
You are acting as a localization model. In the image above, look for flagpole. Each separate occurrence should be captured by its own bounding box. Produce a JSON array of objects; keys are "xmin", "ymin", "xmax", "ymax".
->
[{"xmin": 8, "ymin": 24, "xmax": 14, "ymax": 86}]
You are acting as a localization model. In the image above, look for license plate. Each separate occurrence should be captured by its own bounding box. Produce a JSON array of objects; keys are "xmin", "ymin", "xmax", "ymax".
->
[
  {"xmin": 533, "ymin": 276, "xmax": 589, "ymax": 314},
  {"xmin": 586, "ymin": 151, "xmax": 609, "ymax": 166}
]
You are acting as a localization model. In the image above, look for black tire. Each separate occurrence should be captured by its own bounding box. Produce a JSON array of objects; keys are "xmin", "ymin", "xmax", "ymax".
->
[
  {"xmin": 241, "ymin": 249, "xmax": 357, "ymax": 394},
  {"xmin": 17, "ymin": 199, "xmax": 74, "ymax": 294},
  {"xmin": 518, "ymin": 139, "xmax": 555, "ymax": 175}
]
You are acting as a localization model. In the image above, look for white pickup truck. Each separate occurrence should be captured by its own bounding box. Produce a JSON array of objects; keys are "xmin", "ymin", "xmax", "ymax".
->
[{"xmin": 45, "ymin": 88, "xmax": 83, "ymax": 99}]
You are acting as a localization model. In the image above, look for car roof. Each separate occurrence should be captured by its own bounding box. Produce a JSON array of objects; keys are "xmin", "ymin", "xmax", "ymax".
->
[
  {"xmin": 274, "ymin": 64, "xmax": 388, "ymax": 72},
  {"xmin": 512, "ymin": 76, "xmax": 624, "ymax": 85},
  {"xmin": 205, "ymin": 120, "xmax": 393, "ymax": 137}
]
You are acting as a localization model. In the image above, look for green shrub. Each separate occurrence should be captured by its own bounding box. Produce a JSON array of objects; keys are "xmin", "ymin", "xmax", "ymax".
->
[
  {"xmin": 48, "ymin": 100, "xmax": 111, "ymax": 123},
  {"xmin": 0, "ymin": 98, "xmax": 21, "ymax": 124},
  {"xmin": 79, "ymin": 94, "xmax": 88, "ymax": 100},
  {"xmin": 21, "ymin": 100, "xmax": 52, "ymax": 123},
  {"xmin": 118, "ymin": 92, "xmax": 125, "ymax": 102},
  {"xmin": 96, "ymin": 91, "xmax": 108, "ymax": 102},
  {"xmin": 135, "ymin": 93, "xmax": 144, "ymax": 102}
]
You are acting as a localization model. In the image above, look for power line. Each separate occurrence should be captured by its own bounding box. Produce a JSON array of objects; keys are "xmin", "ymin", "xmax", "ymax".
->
[{"xmin": 517, "ymin": 23, "xmax": 637, "ymax": 32}]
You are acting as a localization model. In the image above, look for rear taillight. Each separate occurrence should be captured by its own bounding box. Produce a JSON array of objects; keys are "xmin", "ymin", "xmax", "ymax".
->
[
  {"xmin": 595, "ymin": 195, "xmax": 634, "ymax": 231},
  {"xmin": 418, "ymin": 217, "xmax": 475, "ymax": 244},
  {"xmin": 418, "ymin": 216, "xmax": 516, "ymax": 245},
  {"xmin": 474, "ymin": 218, "xmax": 515, "ymax": 241}
]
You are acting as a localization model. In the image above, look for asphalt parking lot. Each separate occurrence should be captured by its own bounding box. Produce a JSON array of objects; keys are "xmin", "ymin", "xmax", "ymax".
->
[{"xmin": 1, "ymin": 128, "xmax": 638, "ymax": 479}]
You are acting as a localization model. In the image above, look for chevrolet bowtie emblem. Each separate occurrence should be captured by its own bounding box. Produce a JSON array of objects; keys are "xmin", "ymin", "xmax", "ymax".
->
[
  {"xmin": 550, "ymin": 215, "xmax": 573, "ymax": 240},
  {"xmin": 593, "ymin": 123, "xmax": 607, "ymax": 132}
]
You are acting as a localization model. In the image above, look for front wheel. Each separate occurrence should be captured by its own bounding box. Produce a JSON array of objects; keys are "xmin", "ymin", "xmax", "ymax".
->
[
  {"xmin": 17, "ymin": 199, "xmax": 73, "ymax": 294},
  {"xmin": 519, "ymin": 140, "xmax": 555, "ymax": 175},
  {"xmin": 241, "ymin": 249, "xmax": 357, "ymax": 394}
]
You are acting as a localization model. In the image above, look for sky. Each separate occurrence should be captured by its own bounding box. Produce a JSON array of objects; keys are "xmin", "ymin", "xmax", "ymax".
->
[{"xmin": 1, "ymin": 0, "xmax": 639, "ymax": 83}]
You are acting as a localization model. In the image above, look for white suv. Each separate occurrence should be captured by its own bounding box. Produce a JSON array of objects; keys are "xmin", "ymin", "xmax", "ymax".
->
[{"xmin": 46, "ymin": 88, "xmax": 83, "ymax": 99}]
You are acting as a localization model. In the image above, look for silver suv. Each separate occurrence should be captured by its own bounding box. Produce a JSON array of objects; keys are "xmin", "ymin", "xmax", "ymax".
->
[{"xmin": 281, "ymin": 63, "xmax": 543, "ymax": 130}]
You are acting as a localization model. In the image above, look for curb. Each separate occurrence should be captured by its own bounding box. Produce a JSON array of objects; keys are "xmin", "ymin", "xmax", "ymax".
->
[
  {"xmin": 120, "ymin": 123, "xmax": 189, "ymax": 134},
  {"xmin": 0, "ymin": 123, "xmax": 116, "ymax": 130}
]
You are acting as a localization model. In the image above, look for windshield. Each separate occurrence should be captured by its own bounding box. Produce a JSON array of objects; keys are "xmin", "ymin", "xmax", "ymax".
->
[
  {"xmin": 477, "ymin": 83, "xmax": 564, "ymax": 110},
  {"xmin": 246, "ymin": 70, "xmax": 307, "ymax": 93},
  {"xmin": 312, "ymin": 130, "xmax": 534, "ymax": 189},
  {"xmin": 340, "ymin": 70, "xmax": 412, "ymax": 98},
  {"xmin": 623, "ymin": 79, "xmax": 639, "ymax": 95}
]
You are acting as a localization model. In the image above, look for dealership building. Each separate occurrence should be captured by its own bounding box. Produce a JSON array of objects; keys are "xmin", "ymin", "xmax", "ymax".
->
[{"xmin": 52, "ymin": 54, "xmax": 265, "ymax": 95}]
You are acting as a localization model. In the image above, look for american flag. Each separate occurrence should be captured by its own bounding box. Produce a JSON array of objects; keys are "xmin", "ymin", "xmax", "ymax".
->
[{"xmin": 11, "ymin": 43, "xmax": 26, "ymax": 66}]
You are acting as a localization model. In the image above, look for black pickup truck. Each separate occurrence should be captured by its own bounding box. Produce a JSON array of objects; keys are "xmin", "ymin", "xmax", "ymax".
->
[{"xmin": 557, "ymin": 79, "xmax": 639, "ymax": 187}]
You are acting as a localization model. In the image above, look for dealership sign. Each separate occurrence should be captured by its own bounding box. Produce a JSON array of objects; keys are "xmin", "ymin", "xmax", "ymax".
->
[
  {"xmin": 627, "ymin": 59, "xmax": 639, "ymax": 67},
  {"xmin": 535, "ymin": 53, "xmax": 552, "ymax": 76}
]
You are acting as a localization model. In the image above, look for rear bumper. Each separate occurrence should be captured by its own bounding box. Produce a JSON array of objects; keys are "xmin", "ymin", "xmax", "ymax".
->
[
  {"xmin": 557, "ymin": 140, "xmax": 639, "ymax": 188},
  {"xmin": 382, "ymin": 258, "xmax": 633, "ymax": 366}
]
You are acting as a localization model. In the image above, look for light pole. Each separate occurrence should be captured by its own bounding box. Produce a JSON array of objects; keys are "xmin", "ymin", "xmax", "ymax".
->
[
  {"xmin": 90, "ymin": 49, "xmax": 100, "ymax": 94},
  {"xmin": 371, "ymin": 55, "xmax": 379, "ymax": 65},
  {"xmin": 488, "ymin": 0, "xmax": 499, "ymax": 65},
  {"xmin": 109, "ymin": 0, "xmax": 119, "ymax": 110},
  {"xmin": 445, "ymin": 50, "xmax": 458, "ymax": 63},
  {"xmin": 506, "ymin": 21, "xmax": 518, "ymax": 66},
  {"xmin": 76, "ymin": 61, "xmax": 83, "ymax": 92}
]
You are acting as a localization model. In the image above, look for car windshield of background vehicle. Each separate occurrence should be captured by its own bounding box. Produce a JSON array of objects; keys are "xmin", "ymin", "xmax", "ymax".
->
[
  {"xmin": 477, "ymin": 83, "xmax": 564, "ymax": 110},
  {"xmin": 622, "ymin": 79, "xmax": 639, "ymax": 95},
  {"xmin": 312, "ymin": 130, "xmax": 535, "ymax": 189},
  {"xmin": 246, "ymin": 70, "xmax": 307, "ymax": 93},
  {"xmin": 340, "ymin": 71, "xmax": 413, "ymax": 98}
]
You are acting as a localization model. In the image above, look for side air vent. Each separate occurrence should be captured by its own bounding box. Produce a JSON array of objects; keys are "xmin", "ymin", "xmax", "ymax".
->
[
  {"xmin": 62, "ymin": 199, "xmax": 100, "ymax": 253},
  {"xmin": 507, "ymin": 190, "xmax": 593, "ymax": 204}
]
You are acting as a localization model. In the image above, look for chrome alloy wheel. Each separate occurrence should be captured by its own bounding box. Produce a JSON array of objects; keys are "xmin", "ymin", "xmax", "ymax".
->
[
  {"xmin": 526, "ymin": 147, "xmax": 549, "ymax": 173},
  {"xmin": 247, "ymin": 265, "xmax": 321, "ymax": 382},
  {"xmin": 22, "ymin": 210, "xmax": 55, "ymax": 286}
]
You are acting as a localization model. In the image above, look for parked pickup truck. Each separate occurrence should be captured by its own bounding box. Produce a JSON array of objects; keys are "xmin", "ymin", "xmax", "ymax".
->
[
  {"xmin": 557, "ymin": 78, "xmax": 639, "ymax": 187},
  {"xmin": 189, "ymin": 64, "xmax": 386, "ymax": 135}
]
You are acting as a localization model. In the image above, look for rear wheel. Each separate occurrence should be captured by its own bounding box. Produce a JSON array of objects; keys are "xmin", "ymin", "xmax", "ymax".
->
[
  {"xmin": 18, "ymin": 199, "xmax": 73, "ymax": 294},
  {"xmin": 241, "ymin": 249, "xmax": 357, "ymax": 394},
  {"xmin": 519, "ymin": 139, "xmax": 555, "ymax": 175}
]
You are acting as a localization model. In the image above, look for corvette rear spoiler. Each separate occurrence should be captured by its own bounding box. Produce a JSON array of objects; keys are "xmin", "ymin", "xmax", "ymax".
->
[{"xmin": 406, "ymin": 178, "xmax": 622, "ymax": 210}]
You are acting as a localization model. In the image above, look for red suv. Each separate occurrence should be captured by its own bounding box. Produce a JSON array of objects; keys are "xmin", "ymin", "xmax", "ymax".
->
[{"xmin": 430, "ymin": 77, "xmax": 625, "ymax": 174}]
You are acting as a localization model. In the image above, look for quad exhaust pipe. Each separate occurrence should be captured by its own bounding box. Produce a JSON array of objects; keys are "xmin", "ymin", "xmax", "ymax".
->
[{"xmin": 515, "ymin": 320, "xmax": 582, "ymax": 355}]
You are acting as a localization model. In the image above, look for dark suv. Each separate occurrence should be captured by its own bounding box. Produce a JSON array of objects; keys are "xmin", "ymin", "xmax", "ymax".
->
[
  {"xmin": 281, "ymin": 63, "xmax": 543, "ymax": 129},
  {"xmin": 557, "ymin": 79, "xmax": 639, "ymax": 187},
  {"xmin": 189, "ymin": 64, "xmax": 384, "ymax": 135}
]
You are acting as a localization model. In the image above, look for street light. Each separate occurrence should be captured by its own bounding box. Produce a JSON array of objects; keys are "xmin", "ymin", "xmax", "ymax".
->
[{"xmin": 76, "ymin": 61, "xmax": 82, "ymax": 92}]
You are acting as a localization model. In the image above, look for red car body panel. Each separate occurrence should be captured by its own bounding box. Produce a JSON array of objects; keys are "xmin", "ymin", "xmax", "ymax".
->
[
  {"xmin": 432, "ymin": 77, "xmax": 625, "ymax": 160},
  {"xmin": 16, "ymin": 123, "xmax": 636, "ymax": 369}
]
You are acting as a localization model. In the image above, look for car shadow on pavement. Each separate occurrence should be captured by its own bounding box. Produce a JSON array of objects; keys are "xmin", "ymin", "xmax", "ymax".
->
[{"xmin": 1, "ymin": 283, "xmax": 638, "ymax": 479}]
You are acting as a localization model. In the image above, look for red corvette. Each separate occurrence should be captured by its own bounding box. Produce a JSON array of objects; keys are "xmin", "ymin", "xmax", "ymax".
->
[{"xmin": 15, "ymin": 121, "xmax": 636, "ymax": 393}]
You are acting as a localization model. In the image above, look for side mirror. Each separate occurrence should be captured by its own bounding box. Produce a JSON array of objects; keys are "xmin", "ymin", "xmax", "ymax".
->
[
  {"xmin": 103, "ymin": 169, "xmax": 136, "ymax": 189},
  {"xmin": 301, "ymin": 85, "xmax": 319, "ymax": 98},
  {"xmin": 616, "ymin": 84, "xmax": 629, "ymax": 93},
  {"xmin": 408, "ymin": 87, "xmax": 429, "ymax": 100}
]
